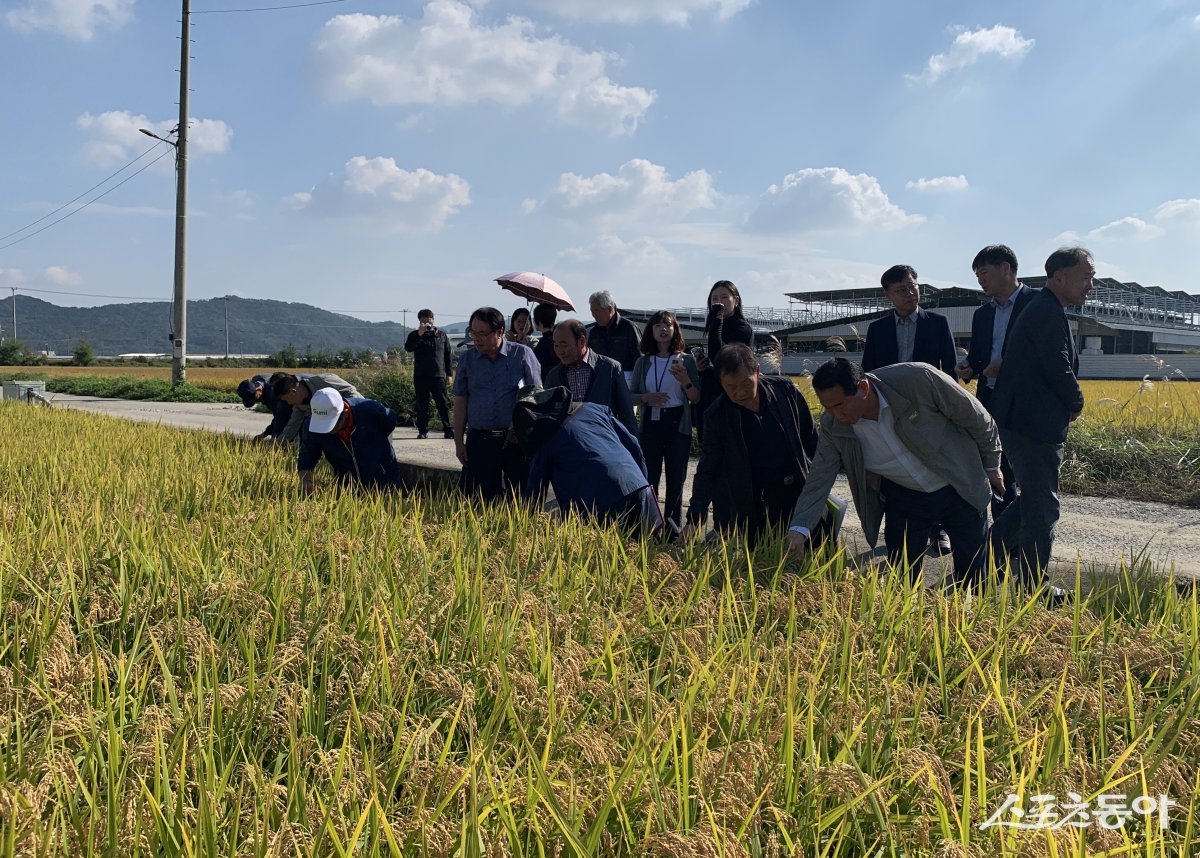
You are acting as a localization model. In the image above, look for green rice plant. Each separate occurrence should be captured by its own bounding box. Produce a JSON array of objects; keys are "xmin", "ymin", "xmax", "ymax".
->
[{"xmin": 1, "ymin": 403, "xmax": 1199, "ymax": 856}]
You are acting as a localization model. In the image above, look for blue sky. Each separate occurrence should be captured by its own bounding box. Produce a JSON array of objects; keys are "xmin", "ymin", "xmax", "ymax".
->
[{"xmin": 1, "ymin": 0, "xmax": 1198, "ymax": 329}]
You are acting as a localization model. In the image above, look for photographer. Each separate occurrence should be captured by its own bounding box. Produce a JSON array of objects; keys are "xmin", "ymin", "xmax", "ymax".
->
[
  {"xmin": 695, "ymin": 280, "xmax": 754, "ymax": 441},
  {"xmin": 404, "ymin": 308, "xmax": 454, "ymax": 439}
]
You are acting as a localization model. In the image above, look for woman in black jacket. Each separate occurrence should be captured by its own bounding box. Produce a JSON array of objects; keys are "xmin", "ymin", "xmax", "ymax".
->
[{"xmin": 696, "ymin": 280, "xmax": 754, "ymax": 441}]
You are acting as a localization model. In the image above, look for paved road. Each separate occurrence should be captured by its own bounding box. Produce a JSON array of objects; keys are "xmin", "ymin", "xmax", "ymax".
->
[{"xmin": 41, "ymin": 393, "xmax": 1200, "ymax": 580}]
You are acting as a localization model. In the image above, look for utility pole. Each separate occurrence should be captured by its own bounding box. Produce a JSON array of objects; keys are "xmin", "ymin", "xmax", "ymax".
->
[
  {"xmin": 170, "ymin": 0, "xmax": 191, "ymax": 386},
  {"xmin": 224, "ymin": 296, "xmax": 229, "ymax": 358},
  {"xmin": 9, "ymin": 288, "xmax": 14, "ymax": 341}
]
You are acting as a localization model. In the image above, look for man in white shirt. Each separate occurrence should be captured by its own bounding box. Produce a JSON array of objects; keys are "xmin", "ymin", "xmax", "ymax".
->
[{"xmin": 788, "ymin": 358, "xmax": 1005, "ymax": 590}]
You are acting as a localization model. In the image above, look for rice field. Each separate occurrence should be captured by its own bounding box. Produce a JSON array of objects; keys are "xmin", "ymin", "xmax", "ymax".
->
[{"xmin": 3, "ymin": 403, "xmax": 1200, "ymax": 856}]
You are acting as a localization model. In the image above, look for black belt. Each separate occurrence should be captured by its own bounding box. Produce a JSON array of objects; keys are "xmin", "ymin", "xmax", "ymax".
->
[{"xmin": 468, "ymin": 428, "xmax": 509, "ymax": 438}]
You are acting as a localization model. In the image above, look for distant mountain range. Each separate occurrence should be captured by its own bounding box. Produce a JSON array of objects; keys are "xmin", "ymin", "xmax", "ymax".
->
[{"xmin": 0, "ymin": 295, "xmax": 413, "ymax": 356}]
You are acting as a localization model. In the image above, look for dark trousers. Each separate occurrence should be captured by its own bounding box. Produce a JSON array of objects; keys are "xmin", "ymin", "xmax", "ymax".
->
[
  {"xmin": 639, "ymin": 406, "xmax": 690, "ymax": 530},
  {"xmin": 461, "ymin": 429, "xmax": 526, "ymax": 502},
  {"xmin": 882, "ymin": 479, "xmax": 987, "ymax": 587},
  {"xmin": 990, "ymin": 427, "xmax": 1063, "ymax": 586},
  {"xmin": 413, "ymin": 376, "xmax": 451, "ymax": 433},
  {"xmin": 977, "ymin": 385, "xmax": 1017, "ymax": 520},
  {"xmin": 747, "ymin": 480, "xmax": 803, "ymax": 548}
]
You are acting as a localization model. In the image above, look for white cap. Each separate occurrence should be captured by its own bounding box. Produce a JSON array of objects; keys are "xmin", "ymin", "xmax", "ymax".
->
[{"xmin": 308, "ymin": 388, "xmax": 345, "ymax": 434}]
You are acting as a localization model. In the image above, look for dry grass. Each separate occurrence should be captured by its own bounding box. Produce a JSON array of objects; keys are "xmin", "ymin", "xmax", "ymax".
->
[{"xmin": 2, "ymin": 404, "xmax": 1200, "ymax": 855}]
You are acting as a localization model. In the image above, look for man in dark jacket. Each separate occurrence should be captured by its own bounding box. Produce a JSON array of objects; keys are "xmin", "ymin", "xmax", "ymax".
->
[
  {"xmin": 515, "ymin": 387, "xmax": 660, "ymax": 536},
  {"xmin": 586, "ymin": 290, "xmax": 641, "ymax": 381},
  {"xmin": 861, "ymin": 264, "xmax": 957, "ymax": 378},
  {"xmin": 403, "ymin": 308, "xmax": 454, "ymax": 439},
  {"xmin": 297, "ymin": 389, "xmax": 401, "ymax": 493},
  {"xmin": 862, "ymin": 263, "xmax": 959, "ymax": 555},
  {"xmin": 682, "ymin": 343, "xmax": 819, "ymax": 547},
  {"xmin": 546, "ymin": 319, "xmax": 637, "ymax": 434},
  {"xmin": 237, "ymin": 372, "xmax": 293, "ymax": 442},
  {"xmin": 956, "ymin": 244, "xmax": 1037, "ymax": 519},
  {"xmin": 989, "ymin": 247, "xmax": 1093, "ymax": 594}
]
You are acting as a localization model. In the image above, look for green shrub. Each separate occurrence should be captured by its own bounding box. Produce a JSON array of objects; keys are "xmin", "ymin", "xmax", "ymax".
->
[
  {"xmin": 44, "ymin": 375, "xmax": 238, "ymax": 403},
  {"xmin": 354, "ymin": 367, "xmax": 417, "ymax": 424}
]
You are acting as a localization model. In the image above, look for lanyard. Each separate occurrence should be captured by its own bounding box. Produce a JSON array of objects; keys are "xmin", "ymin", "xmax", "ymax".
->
[{"xmin": 652, "ymin": 355, "xmax": 671, "ymax": 392}]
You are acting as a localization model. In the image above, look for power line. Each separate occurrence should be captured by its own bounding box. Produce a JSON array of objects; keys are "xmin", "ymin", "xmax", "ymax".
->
[
  {"xmin": 4, "ymin": 286, "xmax": 161, "ymax": 301},
  {"xmin": 192, "ymin": 0, "xmax": 346, "ymax": 12},
  {"xmin": 0, "ymin": 148, "xmax": 175, "ymax": 253},
  {"xmin": 0, "ymin": 142, "xmax": 170, "ymax": 245}
]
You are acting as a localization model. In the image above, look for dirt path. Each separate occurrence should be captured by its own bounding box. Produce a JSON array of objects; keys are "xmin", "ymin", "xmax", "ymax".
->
[{"xmin": 40, "ymin": 393, "xmax": 1200, "ymax": 581}]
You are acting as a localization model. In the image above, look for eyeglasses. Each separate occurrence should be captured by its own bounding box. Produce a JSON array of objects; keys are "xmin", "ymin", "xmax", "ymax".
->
[{"xmin": 469, "ymin": 328, "xmax": 499, "ymax": 339}]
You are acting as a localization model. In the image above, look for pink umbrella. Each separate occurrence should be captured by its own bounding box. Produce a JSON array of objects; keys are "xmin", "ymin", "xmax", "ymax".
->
[{"xmin": 495, "ymin": 272, "xmax": 575, "ymax": 311}]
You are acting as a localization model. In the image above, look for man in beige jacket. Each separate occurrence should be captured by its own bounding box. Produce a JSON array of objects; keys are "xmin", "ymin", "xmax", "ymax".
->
[{"xmin": 788, "ymin": 358, "xmax": 1004, "ymax": 589}]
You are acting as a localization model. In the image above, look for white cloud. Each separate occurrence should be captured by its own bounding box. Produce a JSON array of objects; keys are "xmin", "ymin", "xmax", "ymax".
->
[
  {"xmin": 905, "ymin": 174, "xmax": 969, "ymax": 193},
  {"xmin": 1086, "ymin": 217, "xmax": 1164, "ymax": 242},
  {"xmin": 1154, "ymin": 198, "xmax": 1200, "ymax": 225},
  {"xmin": 43, "ymin": 265, "xmax": 82, "ymax": 285},
  {"xmin": 908, "ymin": 25, "xmax": 1034, "ymax": 85},
  {"xmin": 747, "ymin": 167, "xmax": 923, "ymax": 234},
  {"xmin": 310, "ymin": 2, "xmax": 655, "ymax": 135},
  {"xmin": 6, "ymin": 0, "xmax": 132, "ymax": 40},
  {"xmin": 525, "ymin": 0, "xmax": 752, "ymax": 25},
  {"xmin": 75, "ymin": 111, "xmax": 232, "ymax": 168},
  {"xmin": 1059, "ymin": 199, "xmax": 1200, "ymax": 244},
  {"xmin": 0, "ymin": 268, "xmax": 25, "ymax": 286},
  {"xmin": 534, "ymin": 159, "xmax": 716, "ymax": 225},
  {"xmin": 288, "ymin": 155, "xmax": 470, "ymax": 232},
  {"xmin": 559, "ymin": 234, "xmax": 674, "ymax": 267}
]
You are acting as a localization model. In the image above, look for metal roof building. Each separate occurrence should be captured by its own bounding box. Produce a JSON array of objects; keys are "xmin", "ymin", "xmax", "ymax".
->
[{"xmin": 774, "ymin": 279, "xmax": 1200, "ymax": 354}]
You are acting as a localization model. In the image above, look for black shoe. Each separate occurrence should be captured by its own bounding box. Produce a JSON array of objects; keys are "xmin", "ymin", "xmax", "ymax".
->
[
  {"xmin": 417, "ymin": 431, "xmax": 428, "ymax": 439},
  {"xmin": 931, "ymin": 530, "xmax": 952, "ymax": 556},
  {"xmin": 443, "ymin": 429, "xmax": 454, "ymax": 439}
]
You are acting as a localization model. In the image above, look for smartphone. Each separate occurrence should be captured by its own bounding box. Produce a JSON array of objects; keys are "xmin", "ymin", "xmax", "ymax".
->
[{"xmin": 671, "ymin": 354, "xmax": 685, "ymax": 367}]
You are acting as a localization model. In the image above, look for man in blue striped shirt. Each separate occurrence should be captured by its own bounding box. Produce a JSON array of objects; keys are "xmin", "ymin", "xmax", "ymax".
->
[{"xmin": 452, "ymin": 307, "xmax": 542, "ymax": 500}]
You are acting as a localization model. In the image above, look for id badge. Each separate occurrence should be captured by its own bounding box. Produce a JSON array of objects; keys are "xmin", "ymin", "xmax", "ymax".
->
[{"xmin": 651, "ymin": 407, "xmax": 661, "ymax": 421}]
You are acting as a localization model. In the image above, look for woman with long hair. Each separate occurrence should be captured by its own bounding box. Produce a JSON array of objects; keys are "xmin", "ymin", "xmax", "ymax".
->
[
  {"xmin": 507, "ymin": 307, "xmax": 536, "ymax": 347},
  {"xmin": 696, "ymin": 280, "xmax": 754, "ymax": 440},
  {"xmin": 629, "ymin": 311, "xmax": 700, "ymax": 531}
]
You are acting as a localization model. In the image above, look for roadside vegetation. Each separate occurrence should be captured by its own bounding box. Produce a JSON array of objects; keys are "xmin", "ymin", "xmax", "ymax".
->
[{"xmin": 2, "ymin": 405, "xmax": 1199, "ymax": 855}]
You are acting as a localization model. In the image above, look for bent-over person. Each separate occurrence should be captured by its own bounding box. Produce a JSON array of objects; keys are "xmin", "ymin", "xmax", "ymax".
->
[
  {"xmin": 683, "ymin": 343, "xmax": 819, "ymax": 549},
  {"xmin": 296, "ymin": 389, "xmax": 401, "ymax": 494},
  {"xmin": 788, "ymin": 359, "xmax": 1004, "ymax": 590}
]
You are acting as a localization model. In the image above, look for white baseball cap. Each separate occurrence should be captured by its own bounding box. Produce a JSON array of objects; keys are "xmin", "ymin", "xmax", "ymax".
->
[{"xmin": 308, "ymin": 388, "xmax": 345, "ymax": 434}]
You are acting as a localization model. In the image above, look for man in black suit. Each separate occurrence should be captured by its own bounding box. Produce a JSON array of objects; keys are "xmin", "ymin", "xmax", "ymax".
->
[
  {"xmin": 989, "ymin": 247, "xmax": 1094, "ymax": 597},
  {"xmin": 862, "ymin": 263, "xmax": 959, "ymax": 554},
  {"xmin": 861, "ymin": 264, "xmax": 957, "ymax": 378},
  {"xmin": 956, "ymin": 245, "xmax": 1037, "ymax": 519}
]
